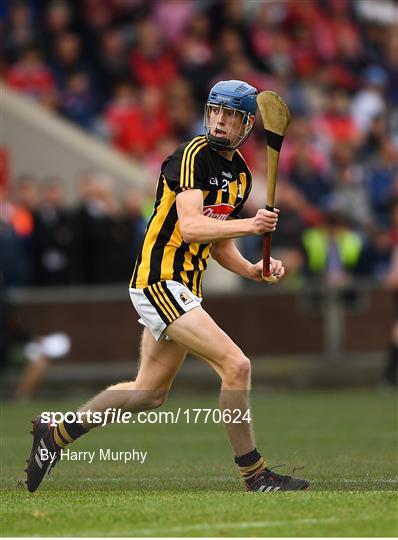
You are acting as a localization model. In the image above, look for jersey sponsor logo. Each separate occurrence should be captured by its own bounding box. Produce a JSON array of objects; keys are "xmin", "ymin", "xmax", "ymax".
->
[
  {"xmin": 222, "ymin": 171, "xmax": 233, "ymax": 179},
  {"xmin": 203, "ymin": 203, "xmax": 234, "ymax": 220}
]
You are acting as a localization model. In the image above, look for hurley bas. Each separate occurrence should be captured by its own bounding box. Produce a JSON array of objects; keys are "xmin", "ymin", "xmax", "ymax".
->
[{"xmin": 40, "ymin": 448, "xmax": 148, "ymax": 464}]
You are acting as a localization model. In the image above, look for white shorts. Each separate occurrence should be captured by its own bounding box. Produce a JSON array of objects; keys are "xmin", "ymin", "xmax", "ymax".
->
[{"xmin": 129, "ymin": 280, "xmax": 202, "ymax": 341}]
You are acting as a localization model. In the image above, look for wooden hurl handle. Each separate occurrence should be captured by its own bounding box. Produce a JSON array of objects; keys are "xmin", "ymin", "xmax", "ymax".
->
[{"xmin": 256, "ymin": 91, "xmax": 291, "ymax": 277}]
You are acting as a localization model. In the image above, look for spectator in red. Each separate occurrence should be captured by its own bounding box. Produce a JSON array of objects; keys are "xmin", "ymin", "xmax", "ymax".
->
[
  {"xmin": 122, "ymin": 85, "xmax": 170, "ymax": 158},
  {"xmin": 105, "ymin": 81, "xmax": 139, "ymax": 153},
  {"xmin": 129, "ymin": 18, "xmax": 179, "ymax": 89},
  {"xmin": 327, "ymin": 2, "xmax": 362, "ymax": 65},
  {"xmin": 293, "ymin": 0, "xmax": 362, "ymax": 67},
  {"xmin": 302, "ymin": 0, "xmax": 361, "ymax": 92},
  {"xmin": 5, "ymin": 46, "xmax": 56, "ymax": 101},
  {"xmin": 105, "ymin": 83, "xmax": 169, "ymax": 158},
  {"xmin": 313, "ymin": 87, "xmax": 360, "ymax": 149},
  {"xmin": 283, "ymin": 0, "xmax": 321, "ymax": 77},
  {"xmin": 284, "ymin": 0, "xmax": 361, "ymax": 87}
]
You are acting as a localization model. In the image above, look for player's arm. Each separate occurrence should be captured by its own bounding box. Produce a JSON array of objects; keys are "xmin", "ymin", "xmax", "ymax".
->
[
  {"xmin": 212, "ymin": 238, "xmax": 285, "ymax": 283},
  {"xmin": 176, "ymin": 189, "xmax": 278, "ymax": 244},
  {"xmin": 211, "ymin": 238, "xmax": 252, "ymax": 278}
]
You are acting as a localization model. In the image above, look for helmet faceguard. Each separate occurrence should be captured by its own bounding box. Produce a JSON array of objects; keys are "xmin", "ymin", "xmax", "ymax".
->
[
  {"xmin": 204, "ymin": 103, "xmax": 255, "ymax": 151},
  {"xmin": 204, "ymin": 80, "xmax": 257, "ymax": 151}
]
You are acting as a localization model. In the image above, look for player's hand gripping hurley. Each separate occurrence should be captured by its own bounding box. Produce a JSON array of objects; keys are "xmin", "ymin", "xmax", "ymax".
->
[{"xmin": 256, "ymin": 91, "xmax": 291, "ymax": 282}]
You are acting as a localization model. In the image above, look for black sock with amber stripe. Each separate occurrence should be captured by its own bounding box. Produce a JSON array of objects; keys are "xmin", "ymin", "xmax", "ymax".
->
[
  {"xmin": 235, "ymin": 448, "xmax": 266, "ymax": 488},
  {"xmin": 51, "ymin": 418, "xmax": 88, "ymax": 450}
]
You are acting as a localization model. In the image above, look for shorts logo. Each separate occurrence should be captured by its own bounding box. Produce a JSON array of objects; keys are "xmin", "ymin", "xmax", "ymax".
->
[{"xmin": 179, "ymin": 291, "xmax": 193, "ymax": 305}]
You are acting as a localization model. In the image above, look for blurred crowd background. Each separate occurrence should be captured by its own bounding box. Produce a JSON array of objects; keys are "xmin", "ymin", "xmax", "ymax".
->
[{"xmin": 1, "ymin": 0, "xmax": 397, "ymax": 289}]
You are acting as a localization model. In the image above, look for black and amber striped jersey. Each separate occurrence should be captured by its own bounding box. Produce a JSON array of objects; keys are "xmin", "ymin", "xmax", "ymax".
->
[{"xmin": 130, "ymin": 135, "xmax": 252, "ymax": 297}]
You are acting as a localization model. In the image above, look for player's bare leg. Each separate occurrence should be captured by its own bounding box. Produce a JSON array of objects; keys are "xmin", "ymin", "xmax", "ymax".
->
[
  {"xmin": 78, "ymin": 328, "xmax": 187, "ymax": 429},
  {"xmin": 166, "ymin": 306, "xmax": 254, "ymax": 455},
  {"xmin": 166, "ymin": 306, "xmax": 309, "ymax": 491},
  {"xmin": 25, "ymin": 328, "xmax": 187, "ymax": 492}
]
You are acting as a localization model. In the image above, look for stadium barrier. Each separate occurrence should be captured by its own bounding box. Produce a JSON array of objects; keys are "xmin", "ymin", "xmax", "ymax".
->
[
  {"xmin": 8, "ymin": 281, "xmax": 392, "ymax": 361},
  {"xmin": 1, "ymin": 281, "xmax": 392, "ymax": 393},
  {"xmin": 2, "ymin": 85, "xmax": 148, "ymax": 201}
]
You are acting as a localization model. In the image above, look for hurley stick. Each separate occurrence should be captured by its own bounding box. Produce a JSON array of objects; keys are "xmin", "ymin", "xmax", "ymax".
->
[{"xmin": 256, "ymin": 91, "xmax": 291, "ymax": 279}]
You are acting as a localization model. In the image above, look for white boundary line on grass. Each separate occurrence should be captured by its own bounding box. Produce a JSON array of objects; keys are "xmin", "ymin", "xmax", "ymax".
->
[
  {"xmin": 89, "ymin": 517, "xmax": 338, "ymax": 537},
  {"xmin": 79, "ymin": 476, "xmax": 398, "ymax": 483}
]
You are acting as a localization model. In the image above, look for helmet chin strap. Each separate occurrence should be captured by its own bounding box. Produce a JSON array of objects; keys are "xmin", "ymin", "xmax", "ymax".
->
[{"xmin": 207, "ymin": 133, "xmax": 234, "ymax": 151}]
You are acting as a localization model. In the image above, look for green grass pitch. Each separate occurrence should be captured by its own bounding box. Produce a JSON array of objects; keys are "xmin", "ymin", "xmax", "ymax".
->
[{"xmin": 1, "ymin": 390, "xmax": 397, "ymax": 537}]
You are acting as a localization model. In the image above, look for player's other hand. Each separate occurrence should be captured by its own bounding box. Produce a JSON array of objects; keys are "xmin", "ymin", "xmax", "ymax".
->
[
  {"xmin": 250, "ymin": 257, "xmax": 285, "ymax": 284},
  {"xmin": 251, "ymin": 208, "xmax": 279, "ymax": 235}
]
